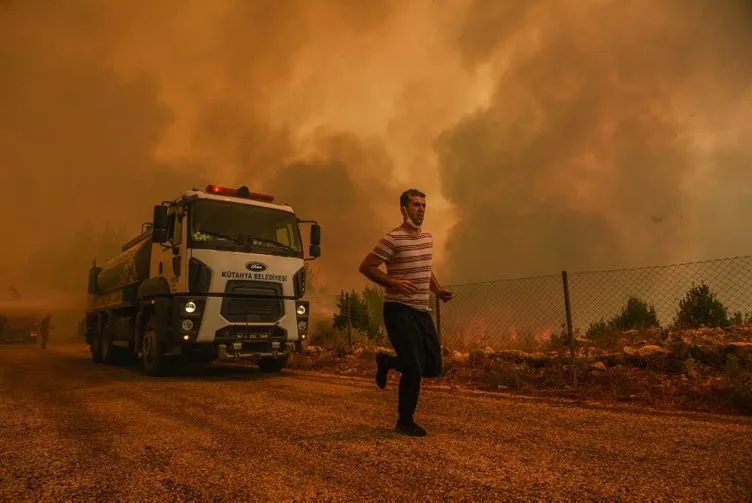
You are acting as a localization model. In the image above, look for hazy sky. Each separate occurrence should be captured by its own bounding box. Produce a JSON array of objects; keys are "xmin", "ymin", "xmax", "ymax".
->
[{"xmin": 1, "ymin": 0, "xmax": 751, "ymax": 296}]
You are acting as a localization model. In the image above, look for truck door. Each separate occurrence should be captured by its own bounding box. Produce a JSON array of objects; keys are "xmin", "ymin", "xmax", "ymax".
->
[{"xmin": 150, "ymin": 206, "xmax": 187, "ymax": 293}]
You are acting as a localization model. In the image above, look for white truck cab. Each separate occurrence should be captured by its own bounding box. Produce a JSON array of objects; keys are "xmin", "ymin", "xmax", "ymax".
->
[{"xmin": 83, "ymin": 184, "xmax": 321, "ymax": 376}]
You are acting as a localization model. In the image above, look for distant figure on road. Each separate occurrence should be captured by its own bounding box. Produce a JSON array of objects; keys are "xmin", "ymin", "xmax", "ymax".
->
[
  {"xmin": 39, "ymin": 314, "xmax": 53, "ymax": 350},
  {"xmin": 358, "ymin": 188, "xmax": 454, "ymax": 437}
]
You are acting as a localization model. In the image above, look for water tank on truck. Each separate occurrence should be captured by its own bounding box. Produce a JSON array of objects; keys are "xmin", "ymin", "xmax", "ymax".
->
[{"xmin": 89, "ymin": 232, "xmax": 152, "ymax": 296}]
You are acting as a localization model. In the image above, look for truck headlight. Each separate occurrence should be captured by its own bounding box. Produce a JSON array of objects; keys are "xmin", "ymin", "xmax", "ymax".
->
[
  {"xmin": 184, "ymin": 301, "xmax": 197, "ymax": 313},
  {"xmin": 181, "ymin": 319, "xmax": 194, "ymax": 331},
  {"xmin": 297, "ymin": 320, "xmax": 307, "ymax": 331},
  {"xmin": 296, "ymin": 304, "xmax": 306, "ymax": 316}
]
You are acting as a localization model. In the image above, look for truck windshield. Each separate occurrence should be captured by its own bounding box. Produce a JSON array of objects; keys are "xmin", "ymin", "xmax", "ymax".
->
[{"xmin": 188, "ymin": 199, "xmax": 303, "ymax": 257}]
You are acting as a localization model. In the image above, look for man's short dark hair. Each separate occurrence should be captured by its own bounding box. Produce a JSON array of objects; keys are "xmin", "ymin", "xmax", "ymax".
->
[{"xmin": 400, "ymin": 188, "xmax": 426, "ymax": 207}]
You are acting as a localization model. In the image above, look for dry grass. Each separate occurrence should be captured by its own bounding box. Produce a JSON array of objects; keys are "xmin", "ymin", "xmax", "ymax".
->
[{"xmin": 293, "ymin": 325, "xmax": 752, "ymax": 416}]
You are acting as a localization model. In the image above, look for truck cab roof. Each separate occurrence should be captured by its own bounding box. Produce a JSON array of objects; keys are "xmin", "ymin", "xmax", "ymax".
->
[{"xmin": 180, "ymin": 185, "xmax": 294, "ymax": 213}]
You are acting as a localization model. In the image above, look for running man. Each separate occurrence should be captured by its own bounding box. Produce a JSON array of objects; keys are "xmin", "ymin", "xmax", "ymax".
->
[{"xmin": 358, "ymin": 188, "xmax": 453, "ymax": 437}]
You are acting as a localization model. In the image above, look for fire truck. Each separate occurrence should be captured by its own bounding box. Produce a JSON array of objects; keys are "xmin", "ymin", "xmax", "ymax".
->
[{"xmin": 82, "ymin": 184, "xmax": 320, "ymax": 376}]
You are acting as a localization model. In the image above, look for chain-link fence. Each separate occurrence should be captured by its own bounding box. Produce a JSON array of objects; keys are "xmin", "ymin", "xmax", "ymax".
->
[
  {"xmin": 568, "ymin": 255, "xmax": 752, "ymax": 332},
  {"xmin": 434, "ymin": 274, "xmax": 566, "ymax": 351},
  {"xmin": 304, "ymin": 255, "xmax": 752, "ymax": 352}
]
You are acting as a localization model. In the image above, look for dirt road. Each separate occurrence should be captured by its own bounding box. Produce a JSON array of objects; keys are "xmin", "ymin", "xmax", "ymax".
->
[{"xmin": 1, "ymin": 343, "xmax": 751, "ymax": 501}]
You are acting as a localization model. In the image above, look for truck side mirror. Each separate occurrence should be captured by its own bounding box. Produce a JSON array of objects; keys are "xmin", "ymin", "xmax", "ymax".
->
[
  {"xmin": 151, "ymin": 205, "xmax": 169, "ymax": 243},
  {"xmin": 310, "ymin": 224, "xmax": 321, "ymax": 246},
  {"xmin": 309, "ymin": 244, "xmax": 321, "ymax": 258}
]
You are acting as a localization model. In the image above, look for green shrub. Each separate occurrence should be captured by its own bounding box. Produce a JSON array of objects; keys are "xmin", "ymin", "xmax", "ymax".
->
[
  {"xmin": 333, "ymin": 290, "xmax": 368, "ymax": 332},
  {"xmin": 548, "ymin": 324, "xmax": 572, "ymax": 349},
  {"xmin": 361, "ymin": 284, "xmax": 387, "ymax": 343},
  {"xmin": 673, "ymin": 282, "xmax": 730, "ymax": 329},
  {"xmin": 729, "ymin": 311, "xmax": 752, "ymax": 326},
  {"xmin": 586, "ymin": 319, "xmax": 611, "ymax": 340},
  {"xmin": 611, "ymin": 296, "xmax": 660, "ymax": 331},
  {"xmin": 332, "ymin": 287, "xmax": 386, "ymax": 343},
  {"xmin": 585, "ymin": 296, "xmax": 659, "ymax": 342}
]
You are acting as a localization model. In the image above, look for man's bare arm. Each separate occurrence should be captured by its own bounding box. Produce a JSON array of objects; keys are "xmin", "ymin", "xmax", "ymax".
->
[
  {"xmin": 359, "ymin": 253, "xmax": 396, "ymax": 289},
  {"xmin": 431, "ymin": 272, "xmax": 454, "ymax": 301}
]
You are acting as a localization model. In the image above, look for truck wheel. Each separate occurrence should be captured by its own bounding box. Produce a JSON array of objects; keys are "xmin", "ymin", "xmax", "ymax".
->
[
  {"xmin": 100, "ymin": 317, "xmax": 117, "ymax": 365},
  {"xmin": 141, "ymin": 315, "xmax": 166, "ymax": 377},
  {"xmin": 90, "ymin": 316, "xmax": 103, "ymax": 363},
  {"xmin": 258, "ymin": 355, "xmax": 288, "ymax": 373}
]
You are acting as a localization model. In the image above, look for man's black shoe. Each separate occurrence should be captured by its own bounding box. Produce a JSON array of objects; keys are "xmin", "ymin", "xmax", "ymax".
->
[
  {"xmin": 395, "ymin": 419, "xmax": 427, "ymax": 437},
  {"xmin": 376, "ymin": 352, "xmax": 389, "ymax": 389}
]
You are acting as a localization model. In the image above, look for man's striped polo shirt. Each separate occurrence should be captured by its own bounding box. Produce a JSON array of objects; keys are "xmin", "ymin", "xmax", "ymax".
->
[{"xmin": 371, "ymin": 225, "xmax": 433, "ymax": 312}]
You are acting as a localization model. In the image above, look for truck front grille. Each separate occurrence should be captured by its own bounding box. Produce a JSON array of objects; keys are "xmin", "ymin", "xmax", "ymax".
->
[{"xmin": 221, "ymin": 281, "xmax": 284, "ymax": 323}]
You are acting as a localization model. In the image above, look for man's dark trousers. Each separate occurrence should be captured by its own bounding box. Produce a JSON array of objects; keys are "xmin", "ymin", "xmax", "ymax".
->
[{"xmin": 382, "ymin": 301, "xmax": 442, "ymax": 421}]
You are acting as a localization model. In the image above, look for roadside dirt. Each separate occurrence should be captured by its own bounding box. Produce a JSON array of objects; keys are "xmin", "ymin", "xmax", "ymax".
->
[{"xmin": 1, "ymin": 343, "xmax": 751, "ymax": 500}]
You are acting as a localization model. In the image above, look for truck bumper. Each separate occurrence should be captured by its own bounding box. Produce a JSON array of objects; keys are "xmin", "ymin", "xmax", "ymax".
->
[
  {"xmin": 171, "ymin": 295, "xmax": 309, "ymax": 350},
  {"xmin": 166, "ymin": 340, "xmax": 294, "ymax": 362}
]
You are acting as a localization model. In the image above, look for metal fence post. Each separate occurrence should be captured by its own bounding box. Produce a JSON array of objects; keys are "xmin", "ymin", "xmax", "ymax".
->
[
  {"xmin": 561, "ymin": 271, "xmax": 574, "ymax": 359},
  {"xmin": 435, "ymin": 294, "xmax": 442, "ymax": 347},
  {"xmin": 346, "ymin": 292, "xmax": 352, "ymax": 349}
]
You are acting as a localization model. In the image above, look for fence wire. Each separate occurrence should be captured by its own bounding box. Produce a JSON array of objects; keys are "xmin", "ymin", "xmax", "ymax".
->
[
  {"xmin": 568, "ymin": 255, "xmax": 752, "ymax": 332},
  {"xmin": 303, "ymin": 255, "xmax": 752, "ymax": 352},
  {"xmin": 434, "ymin": 275, "xmax": 566, "ymax": 351}
]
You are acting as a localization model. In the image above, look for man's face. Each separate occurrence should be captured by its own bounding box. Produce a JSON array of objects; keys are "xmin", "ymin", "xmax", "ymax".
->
[{"xmin": 404, "ymin": 196, "xmax": 426, "ymax": 226}]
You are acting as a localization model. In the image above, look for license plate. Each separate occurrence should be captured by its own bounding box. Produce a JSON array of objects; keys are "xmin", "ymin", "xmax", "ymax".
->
[
  {"xmin": 232, "ymin": 342, "xmax": 242, "ymax": 350},
  {"xmin": 236, "ymin": 332, "xmax": 269, "ymax": 341}
]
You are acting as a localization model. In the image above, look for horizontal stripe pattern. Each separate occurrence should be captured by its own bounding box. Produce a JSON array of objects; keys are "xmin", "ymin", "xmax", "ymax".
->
[{"xmin": 371, "ymin": 226, "xmax": 433, "ymax": 311}]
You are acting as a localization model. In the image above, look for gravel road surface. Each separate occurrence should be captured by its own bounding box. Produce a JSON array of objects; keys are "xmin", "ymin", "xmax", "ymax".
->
[{"xmin": 1, "ymin": 343, "xmax": 751, "ymax": 501}]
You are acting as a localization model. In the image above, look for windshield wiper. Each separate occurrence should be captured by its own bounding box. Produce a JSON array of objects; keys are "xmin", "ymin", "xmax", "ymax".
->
[
  {"xmin": 197, "ymin": 231, "xmax": 250, "ymax": 249},
  {"xmin": 195, "ymin": 232, "xmax": 298, "ymax": 255},
  {"xmin": 250, "ymin": 238, "xmax": 298, "ymax": 254}
]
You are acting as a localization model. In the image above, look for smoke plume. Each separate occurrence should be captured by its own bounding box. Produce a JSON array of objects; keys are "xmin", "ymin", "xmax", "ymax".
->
[
  {"xmin": 1, "ymin": 0, "xmax": 751, "ymax": 304},
  {"xmin": 438, "ymin": 0, "xmax": 752, "ymax": 282}
]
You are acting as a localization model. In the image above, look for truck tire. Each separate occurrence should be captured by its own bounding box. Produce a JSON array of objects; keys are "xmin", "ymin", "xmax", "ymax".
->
[
  {"xmin": 99, "ymin": 316, "xmax": 117, "ymax": 365},
  {"xmin": 141, "ymin": 314, "xmax": 167, "ymax": 377},
  {"xmin": 258, "ymin": 355, "xmax": 288, "ymax": 373},
  {"xmin": 90, "ymin": 316, "xmax": 103, "ymax": 364}
]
